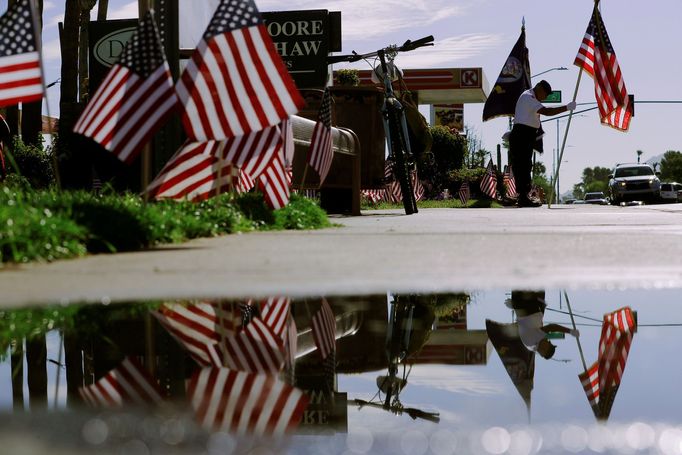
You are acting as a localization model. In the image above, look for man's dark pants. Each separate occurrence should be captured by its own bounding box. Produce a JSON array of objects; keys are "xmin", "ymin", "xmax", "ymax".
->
[{"xmin": 509, "ymin": 124, "xmax": 537, "ymax": 201}]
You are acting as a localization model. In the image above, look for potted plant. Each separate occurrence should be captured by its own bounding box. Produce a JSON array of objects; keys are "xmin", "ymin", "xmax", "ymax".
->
[{"xmin": 335, "ymin": 69, "xmax": 360, "ymax": 87}]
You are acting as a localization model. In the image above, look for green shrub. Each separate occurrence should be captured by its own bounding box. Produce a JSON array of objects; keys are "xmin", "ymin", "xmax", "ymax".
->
[
  {"xmin": 418, "ymin": 126, "xmax": 466, "ymax": 197},
  {"xmin": 0, "ymin": 187, "xmax": 87, "ymax": 263},
  {"xmin": 335, "ymin": 69, "xmax": 360, "ymax": 86},
  {"xmin": 273, "ymin": 194, "xmax": 331, "ymax": 230},
  {"xmin": 236, "ymin": 192, "xmax": 275, "ymax": 227},
  {"xmin": 4, "ymin": 137, "xmax": 55, "ymax": 189}
]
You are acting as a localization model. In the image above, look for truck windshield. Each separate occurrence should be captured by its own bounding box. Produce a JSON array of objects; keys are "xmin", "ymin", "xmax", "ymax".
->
[{"xmin": 614, "ymin": 167, "xmax": 654, "ymax": 178}]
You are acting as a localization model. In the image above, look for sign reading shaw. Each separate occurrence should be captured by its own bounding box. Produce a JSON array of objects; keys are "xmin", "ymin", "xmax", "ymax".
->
[{"xmin": 262, "ymin": 10, "xmax": 341, "ymax": 89}]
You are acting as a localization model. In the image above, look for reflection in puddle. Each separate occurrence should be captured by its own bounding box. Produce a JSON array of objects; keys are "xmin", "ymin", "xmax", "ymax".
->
[{"xmin": 1, "ymin": 290, "xmax": 681, "ymax": 453}]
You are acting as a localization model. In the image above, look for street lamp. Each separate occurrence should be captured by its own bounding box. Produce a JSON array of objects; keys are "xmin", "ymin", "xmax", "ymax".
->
[
  {"xmin": 531, "ymin": 67, "xmax": 568, "ymax": 79},
  {"xmin": 636, "ymin": 150, "xmax": 643, "ymax": 163}
]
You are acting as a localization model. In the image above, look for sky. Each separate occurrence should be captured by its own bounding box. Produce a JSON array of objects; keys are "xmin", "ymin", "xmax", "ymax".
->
[{"xmin": 2, "ymin": 0, "xmax": 681, "ymax": 190}]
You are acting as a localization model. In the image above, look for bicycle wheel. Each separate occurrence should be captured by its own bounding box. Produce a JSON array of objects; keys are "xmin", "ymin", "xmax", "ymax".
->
[{"xmin": 387, "ymin": 104, "xmax": 418, "ymax": 215}]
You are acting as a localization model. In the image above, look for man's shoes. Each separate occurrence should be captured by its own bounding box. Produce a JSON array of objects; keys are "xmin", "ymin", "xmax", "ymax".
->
[{"xmin": 517, "ymin": 198, "xmax": 542, "ymax": 207}]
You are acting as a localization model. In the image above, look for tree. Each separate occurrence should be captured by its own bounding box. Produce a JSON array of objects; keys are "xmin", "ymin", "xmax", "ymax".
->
[{"xmin": 660, "ymin": 150, "xmax": 682, "ymax": 182}]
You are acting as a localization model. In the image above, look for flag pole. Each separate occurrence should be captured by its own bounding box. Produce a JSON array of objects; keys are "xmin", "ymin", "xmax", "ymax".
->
[
  {"xmin": 548, "ymin": 70, "xmax": 583, "ymax": 208},
  {"xmin": 563, "ymin": 290, "xmax": 588, "ymax": 371}
]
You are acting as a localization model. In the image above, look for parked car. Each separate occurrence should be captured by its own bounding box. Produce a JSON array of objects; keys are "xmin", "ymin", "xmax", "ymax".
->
[
  {"xmin": 583, "ymin": 191, "xmax": 609, "ymax": 205},
  {"xmin": 608, "ymin": 163, "xmax": 661, "ymax": 204},
  {"xmin": 660, "ymin": 183, "xmax": 682, "ymax": 203}
]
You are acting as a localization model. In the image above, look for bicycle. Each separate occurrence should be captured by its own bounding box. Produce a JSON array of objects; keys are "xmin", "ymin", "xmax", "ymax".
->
[
  {"xmin": 350, "ymin": 295, "xmax": 440, "ymax": 423},
  {"xmin": 328, "ymin": 36, "xmax": 435, "ymax": 215}
]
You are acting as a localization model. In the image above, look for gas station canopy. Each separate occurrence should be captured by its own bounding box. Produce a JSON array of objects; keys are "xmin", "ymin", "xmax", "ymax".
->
[{"xmin": 354, "ymin": 68, "xmax": 489, "ymax": 105}]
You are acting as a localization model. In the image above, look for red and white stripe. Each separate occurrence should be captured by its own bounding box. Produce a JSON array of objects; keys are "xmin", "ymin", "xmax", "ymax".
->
[
  {"xmin": 578, "ymin": 361, "xmax": 600, "ymax": 408},
  {"xmin": 574, "ymin": 9, "xmax": 630, "ymax": 131},
  {"xmin": 260, "ymin": 297, "xmax": 291, "ymax": 340},
  {"xmin": 74, "ymin": 63, "xmax": 177, "ymax": 163},
  {"xmin": 598, "ymin": 306, "xmax": 636, "ymax": 390},
  {"xmin": 218, "ymin": 318, "xmax": 285, "ymax": 374},
  {"xmin": 362, "ymin": 188, "xmax": 386, "ymax": 204},
  {"xmin": 146, "ymin": 141, "xmax": 235, "ymax": 201},
  {"xmin": 0, "ymin": 52, "xmax": 43, "ymax": 108},
  {"xmin": 311, "ymin": 298, "xmax": 336, "ymax": 360},
  {"xmin": 258, "ymin": 146, "xmax": 290, "ymax": 209},
  {"xmin": 152, "ymin": 302, "xmax": 226, "ymax": 367},
  {"xmin": 188, "ymin": 368, "xmax": 309, "ymax": 436},
  {"xmin": 177, "ymin": 24, "xmax": 304, "ymax": 141},
  {"xmin": 307, "ymin": 125, "xmax": 333, "ymax": 185},
  {"xmin": 220, "ymin": 125, "xmax": 282, "ymax": 179},
  {"xmin": 79, "ymin": 356, "xmax": 163, "ymax": 407},
  {"xmin": 480, "ymin": 160, "xmax": 497, "ymax": 199},
  {"xmin": 503, "ymin": 165, "xmax": 518, "ymax": 198}
]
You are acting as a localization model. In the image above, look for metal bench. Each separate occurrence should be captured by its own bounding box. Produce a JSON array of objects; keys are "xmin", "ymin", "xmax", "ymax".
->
[{"xmin": 290, "ymin": 114, "xmax": 361, "ymax": 215}]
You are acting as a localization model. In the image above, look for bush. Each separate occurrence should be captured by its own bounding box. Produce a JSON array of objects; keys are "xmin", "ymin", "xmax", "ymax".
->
[
  {"xmin": 418, "ymin": 126, "xmax": 466, "ymax": 197},
  {"xmin": 273, "ymin": 194, "xmax": 331, "ymax": 230},
  {"xmin": 0, "ymin": 187, "xmax": 87, "ymax": 263},
  {"xmin": 335, "ymin": 69, "xmax": 360, "ymax": 87},
  {"xmin": 4, "ymin": 137, "xmax": 55, "ymax": 189},
  {"xmin": 0, "ymin": 182, "xmax": 331, "ymax": 265}
]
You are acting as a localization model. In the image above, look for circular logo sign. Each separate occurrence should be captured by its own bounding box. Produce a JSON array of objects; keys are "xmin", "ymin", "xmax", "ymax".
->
[
  {"xmin": 93, "ymin": 27, "xmax": 137, "ymax": 67},
  {"xmin": 497, "ymin": 56, "xmax": 524, "ymax": 83}
]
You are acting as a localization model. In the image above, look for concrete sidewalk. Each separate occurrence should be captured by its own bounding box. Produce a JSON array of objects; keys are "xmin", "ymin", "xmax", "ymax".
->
[{"xmin": 2, "ymin": 204, "xmax": 682, "ymax": 308}]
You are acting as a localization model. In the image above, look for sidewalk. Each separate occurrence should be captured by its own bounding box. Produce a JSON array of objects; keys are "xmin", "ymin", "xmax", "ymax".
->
[{"xmin": 2, "ymin": 204, "xmax": 682, "ymax": 308}]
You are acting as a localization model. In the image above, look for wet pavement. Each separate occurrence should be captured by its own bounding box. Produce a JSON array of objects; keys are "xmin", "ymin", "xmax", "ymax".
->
[
  {"xmin": 2, "ymin": 205, "xmax": 682, "ymax": 453},
  {"xmin": 1, "ymin": 290, "xmax": 681, "ymax": 454},
  {"xmin": 2, "ymin": 204, "xmax": 682, "ymax": 308}
]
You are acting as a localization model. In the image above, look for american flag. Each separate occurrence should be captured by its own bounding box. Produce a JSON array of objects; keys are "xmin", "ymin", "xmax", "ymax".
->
[
  {"xmin": 176, "ymin": 0, "xmax": 305, "ymax": 141},
  {"xmin": 146, "ymin": 141, "xmax": 239, "ymax": 201},
  {"xmin": 73, "ymin": 11, "xmax": 178, "ymax": 163},
  {"xmin": 257, "ymin": 143, "xmax": 290, "ymax": 209},
  {"xmin": 79, "ymin": 356, "xmax": 163, "ymax": 407},
  {"xmin": 574, "ymin": 7, "xmax": 631, "ymax": 131},
  {"xmin": 187, "ymin": 368, "xmax": 309, "ymax": 436},
  {"xmin": 307, "ymin": 88, "xmax": 334, "ymax": 184},
  {"xmin": 362, "ymin": 188, "xmax": 386, "ymax": 204},
  {"xmin": 0, "ymin": 0, "xmax": 43, "ymax": 108},
  {"xmin": 260, "ymin": 297, "xmax": 291, "ymax": 340},
  {"xmin": 221, "ymin": 125, "xmax": 282, "ymax": 178},
  {"xmin": 216, "ymin": 317, "xmax": 285, "ymax": 373},
  {"xmin": 458, "ymin": 181, "xmax": 470, "ymax": 205},
  {"xmin": 578, "ymin": 306, "xmax": 637, "ymax": 420},
  {"xmin": 503, "ymin": 164, "xmax": 518, "ymax": 198},
  {"xmin": 480, "ymin": 159, "xmax": 498, "ymax": 199},
  {"xmin": 311, "ymin": 298, "xmax": 336, "ymax": 360},
  {"xmin": 412, "ymin": 170, "xmax": 425, "ymax": 202},
  {"xmin": 152, "ymin": 302, "xmax": 232, "ymax": 367}
]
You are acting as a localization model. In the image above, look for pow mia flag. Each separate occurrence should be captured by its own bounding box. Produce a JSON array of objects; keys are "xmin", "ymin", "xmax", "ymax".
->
[{"xmin": 482, "ymin": 25, "xmax": 531, "ymax": 121}]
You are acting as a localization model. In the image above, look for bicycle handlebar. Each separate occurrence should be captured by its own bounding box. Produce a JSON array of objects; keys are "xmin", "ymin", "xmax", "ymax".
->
[{"xmin": 326, "ymin": 35, "xmax": 434, "ymax": 64}]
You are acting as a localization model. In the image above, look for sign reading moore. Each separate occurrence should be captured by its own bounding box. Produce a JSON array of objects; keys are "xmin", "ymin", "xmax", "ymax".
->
[{"xmin": 262, "ymin": 10, "xmax": 341, "ymax": 89}]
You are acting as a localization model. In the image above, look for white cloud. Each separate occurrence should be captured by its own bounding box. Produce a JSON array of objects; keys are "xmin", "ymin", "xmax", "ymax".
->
[
  {"xmin": 407, "ymin": 365, "xmax": 505, "ymax": 395},
  {"xmin": 41, "ymin": 38, "xmax": 61, "ymax": 61},
  {"xmin": 335, "ymin": 33, "xmax": 504, "ymax": 70},
  {"xmin": 43, "ymin": 0, "xmax": 56, "ymax": 11},
  {"xmin": 257, "ymin": 0, "xmax": 468, "ymax": 40},
  {"xmin": 105, "ymin": 1, "xmax": 138, "ymax": 20}
]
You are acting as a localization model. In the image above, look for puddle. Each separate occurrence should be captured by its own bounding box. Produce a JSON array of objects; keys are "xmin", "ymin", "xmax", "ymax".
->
[{"xmin": 1, "ymin": 289, "xmax": 681, "ymax": 454}]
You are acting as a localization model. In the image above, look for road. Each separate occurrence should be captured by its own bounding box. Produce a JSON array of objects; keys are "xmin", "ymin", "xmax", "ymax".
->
[{"xmin": 2, "ymin": 204, "xmax": 682, "ymax": 308}]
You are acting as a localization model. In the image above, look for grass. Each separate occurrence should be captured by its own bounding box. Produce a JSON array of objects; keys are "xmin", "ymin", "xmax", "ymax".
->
[
  {"xmin": 0, "ymin": 182, "xmax": 331, "ymax": 265},
  {"xmin": 361, "ymin": 198, "xmax": 504, "ymax": 210}
]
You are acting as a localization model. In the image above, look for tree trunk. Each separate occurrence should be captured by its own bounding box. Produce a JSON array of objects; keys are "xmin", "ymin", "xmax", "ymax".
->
[
  {"xmin": 10, "ymin": 339, "xmax": 24, "ymax": 410},
  {"xmin": 26, "ymin": 336, "xmax": 48, "ymax": 410},
  {"xmin": 20, "ymin": 0, "xmax": 43, "ymax": 146}
]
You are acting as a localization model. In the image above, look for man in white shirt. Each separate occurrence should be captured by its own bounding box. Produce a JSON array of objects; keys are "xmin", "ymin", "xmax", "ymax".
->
[{"xmin": 510, "ymin": 80, "xmax": 576, "ymax": 207}]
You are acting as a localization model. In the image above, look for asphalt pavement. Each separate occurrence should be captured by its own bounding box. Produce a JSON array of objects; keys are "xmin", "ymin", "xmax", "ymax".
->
[{"xmin": 2, "ymin": 203, "xmax": 682, "ymax": 309}]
